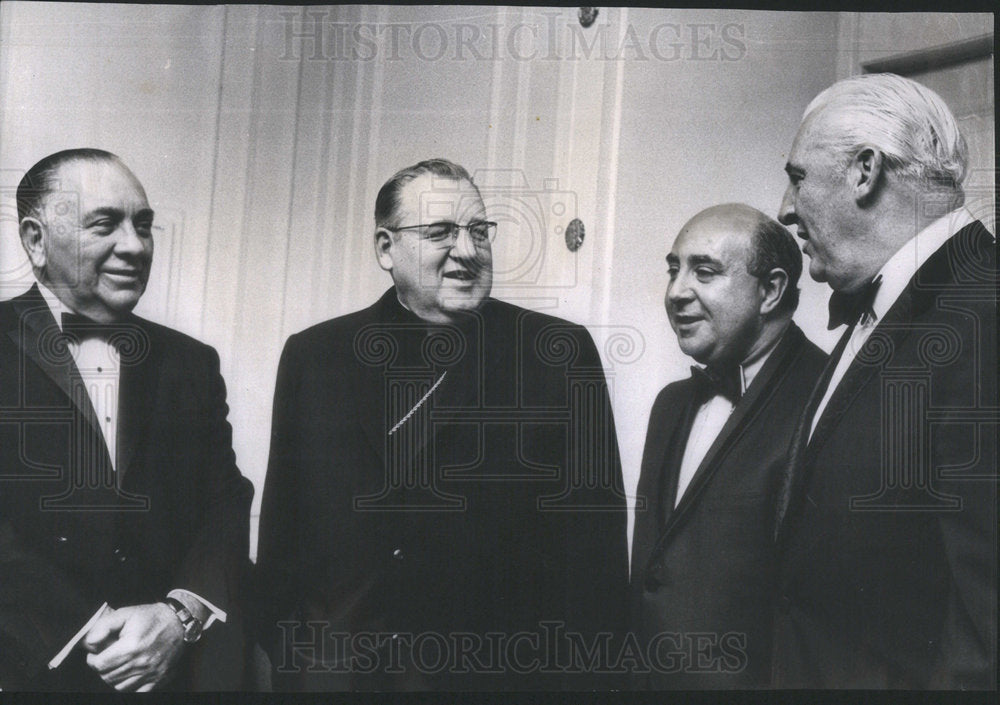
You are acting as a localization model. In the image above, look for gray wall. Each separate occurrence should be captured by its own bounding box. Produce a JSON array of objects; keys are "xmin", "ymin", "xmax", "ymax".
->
[{"xmin": 1, "ymin": 4, "xmax": 992, "ymax": 555}]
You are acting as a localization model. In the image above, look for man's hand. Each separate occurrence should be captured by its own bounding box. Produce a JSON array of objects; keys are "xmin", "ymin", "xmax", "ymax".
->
[{"xmin": 81, "ymin": 603, "xmax": 186, "ymax": 692}]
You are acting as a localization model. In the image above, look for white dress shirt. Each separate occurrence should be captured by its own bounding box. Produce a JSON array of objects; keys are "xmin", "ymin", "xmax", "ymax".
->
[
  {"xmin": 808, "ymin": 207, "xmax": 976, "ymax": 440},
  {"xmin": 37, "ymin": 282, "xmax": 121, "ymax": 469},
  {"xmin": 35, "ymin": 281, "xmax": 226, "ymax": 668},
  {"xmin": 675, "ymin": 334, "xmax": 781, "ymax": 506}
]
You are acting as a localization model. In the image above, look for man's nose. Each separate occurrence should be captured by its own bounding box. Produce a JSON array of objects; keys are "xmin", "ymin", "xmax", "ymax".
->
[
  {"xmin": 777, "ymin": 185, "xmax": 797, "ymax": 227},
  {"xmin": 449, "ymin": 225, "xmax": 484, "ymax": 262},
  {"xmin": 114, "ymin": 221, "xmax": 148, "ymax": 258},
  {"xmin": 666, "ymin": 273, "xmax": 692, "ymax": 306}
]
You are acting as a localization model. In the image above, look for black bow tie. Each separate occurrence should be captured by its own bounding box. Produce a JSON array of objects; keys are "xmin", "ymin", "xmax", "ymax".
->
[
  {"xmin": 61, "ymin": 312, "xmax": 128, "ymax": 343},
  {"xmin": 691, "ymin": 365, "xmax": 742, "ymax": 404},
  {"xmin": 827, "ymin": 275, "xmax": 882, "ymax": 330}
]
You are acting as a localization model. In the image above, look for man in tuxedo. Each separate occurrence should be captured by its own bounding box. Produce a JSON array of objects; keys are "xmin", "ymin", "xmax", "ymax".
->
[
  {"xmin": 0, "ymin": 149, "xmax": 253, "ymax": 691},
  {"xmin": 630, "ymin": 203, "xmax": 825, "ymax": 688},
  {"xmin": 256, "ymin": 158, "xmax": 628, "ymax": 690},
  {"xmin": 772, "ymin": 73, "xmax": 997, "ymax": 688}
]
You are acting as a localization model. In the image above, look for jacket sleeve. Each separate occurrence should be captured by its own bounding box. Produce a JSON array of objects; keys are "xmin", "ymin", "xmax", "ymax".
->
[
  {"xmin": 254, "ymin": 334, "xmax": 307, "ymax": 662},
  {"xmin": 930, "ymin": 302, "xmax": 997, "ymax": 689},
  {"xmin": 934, "ymin": 467, "xmax": 997, "ymax": 689},
  {"xmin": 169, "ymin": 344, "xmax": 253, "ymax": 615},
  {"xmin": 560, "ymin": 325, "xmax": 629, "ymax": 687}
]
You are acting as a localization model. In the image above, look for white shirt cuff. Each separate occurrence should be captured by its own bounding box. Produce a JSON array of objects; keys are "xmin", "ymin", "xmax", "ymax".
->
[{"xmin": 167, "ymin": 589, "xmax": 227, "ymax": 629}]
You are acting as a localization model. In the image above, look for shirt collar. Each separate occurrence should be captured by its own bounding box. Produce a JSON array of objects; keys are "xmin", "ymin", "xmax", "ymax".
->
[
  {"xmin": 695, "ymin": 323, "xmax": 786, "ymax": 396},
  {"xmin": 739, "ymin": 326, "xmax": 784, "ymax": 394},
  {"xmin": 36, "ymin": 279, "xmax": 72, "ymax": 331},
  {"xmin": 868, "ymin": 206, "xmax": 974, "ymax": 325}
]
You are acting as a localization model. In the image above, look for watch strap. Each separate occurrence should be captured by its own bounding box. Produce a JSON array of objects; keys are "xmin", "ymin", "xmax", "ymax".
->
[{"xmin": 163, "ymin": 597, "xmax": 203, "ymax": 643}]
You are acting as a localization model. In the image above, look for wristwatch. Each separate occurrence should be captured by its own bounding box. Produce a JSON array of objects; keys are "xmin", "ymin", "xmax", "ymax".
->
[{"xmin": 163, "ymin": 597, "xmax": 204, "ymax": 643}]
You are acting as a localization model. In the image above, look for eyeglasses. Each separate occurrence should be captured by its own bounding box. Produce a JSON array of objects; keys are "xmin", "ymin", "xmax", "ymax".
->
[{"xmin": 385, "ymin": 220, "xmax": 497, "ymax": 247}]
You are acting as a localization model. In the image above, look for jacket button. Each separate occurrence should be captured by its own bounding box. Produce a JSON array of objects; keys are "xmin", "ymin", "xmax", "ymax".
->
[
  {"xmin": 777, "ymin": 595, "xmax": 791, "ymax": 614},
  {"xmin": 392, "ymin": 548, "xmax": 403, "ymax": 561},
  {"xmin": 113, "ymin": 547, "xmax": 127, "ymax": 563},
  {"xmin": 54, "ymin": 535, "xmax": 68, "ymax": 543}
]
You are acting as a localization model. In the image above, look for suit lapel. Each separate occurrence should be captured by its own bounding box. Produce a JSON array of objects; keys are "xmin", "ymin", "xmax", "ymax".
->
[
  {"xmin": 775, "ymin": 222, "xmax": 994, "ymax": 541},
  {"xmin": 805, "ymin": 293, "xmax": 912, "ymax": 459},
  {"xmin": 631, "ymin": 382, "xmax": 695, "ymax": 573},
  {"xmin": 657, "ymin": 392, "xmax": 702, "ymax": 530},
  {"xmin": 7, "ymin": 288, "xmax": 104, "ymax": 441},
  {"xmin": 774, "ymin": 297, "xmax": 913, "ymax": 543},
  {"xmin": 635, "ymin": 397, "xmax": 686, "ymax": 521},
  {"xmin": 660, "ymin": 325, "xmax": 804, "ymax": 541},
  {"xmin": 802, "ymin": 222, "xmax": 990, "ymax": 461}
]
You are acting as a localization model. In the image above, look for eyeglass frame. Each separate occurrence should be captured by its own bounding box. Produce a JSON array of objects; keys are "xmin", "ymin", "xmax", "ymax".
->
[{"xmin": 381, "ymin": 220, "xmax": 498, "ymax": 247}]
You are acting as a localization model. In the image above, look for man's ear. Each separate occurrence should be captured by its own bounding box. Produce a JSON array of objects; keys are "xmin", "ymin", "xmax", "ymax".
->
[
  {"xmin": 849, "ymin": 147, "xmax": 883, "ymax": 205},
  {"xmin": 758, "ymin": 267, "xmax": 789, "ymax": 316},
  {"xmin": 374, "ymin": 228, "xmax": 394, "ymax": 272},
  {"xmin": 19, "ymin": 217, "xmax": 47, "ymax": 269}
]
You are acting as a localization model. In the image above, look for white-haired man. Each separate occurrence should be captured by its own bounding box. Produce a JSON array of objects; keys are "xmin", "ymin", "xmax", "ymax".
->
[{"xmin": 772, "ymin": 73, "xmax": 996, "ymax": 688}]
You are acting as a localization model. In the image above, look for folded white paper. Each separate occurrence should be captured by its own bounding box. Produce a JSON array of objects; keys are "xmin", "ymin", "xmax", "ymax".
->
[{"xmin": 48, "ymin": 602, "xmax": 109, "ymax": 670}]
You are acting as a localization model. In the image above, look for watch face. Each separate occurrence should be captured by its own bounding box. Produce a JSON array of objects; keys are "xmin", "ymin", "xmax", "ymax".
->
[{"xmin": 184, "ymin": 620, "xmax": 203, "ymax": 643}]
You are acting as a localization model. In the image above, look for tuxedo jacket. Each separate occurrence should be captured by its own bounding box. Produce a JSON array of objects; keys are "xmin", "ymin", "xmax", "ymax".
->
[
  {"xmin": 772, "ymin": 222, "xmax": 997, "ymax": 688},
  {"xmin": 630, "ymin": 323, "xmax": 826, "ymax": 688},
  {"xmin": 256, "ymin": 287, "xmax": 629, "ymax": 690},
  {"xmin": 0, "ymin": 285, "xmax": 253, "ymax": 691}
]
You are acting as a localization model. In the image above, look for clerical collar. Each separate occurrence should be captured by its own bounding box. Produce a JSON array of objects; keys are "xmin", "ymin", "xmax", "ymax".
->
[
  {"xmin": 394, "ymin": 292, "xmax": 415, "ymax": 319},
  {"xmin": 390, "ymin": 289, "xmax": 483, "ymax": 333}
]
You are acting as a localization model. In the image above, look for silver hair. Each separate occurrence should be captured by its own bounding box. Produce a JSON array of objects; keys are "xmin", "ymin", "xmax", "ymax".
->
[{"xmin": 803, "ymin": 73, "xmax": 967, "ymax": 192}]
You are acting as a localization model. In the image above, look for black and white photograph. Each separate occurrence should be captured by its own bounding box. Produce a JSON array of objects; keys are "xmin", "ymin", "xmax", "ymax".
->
[{"xmin": 0, "ymin": 3, "xmax": 995, "ymax": 694}]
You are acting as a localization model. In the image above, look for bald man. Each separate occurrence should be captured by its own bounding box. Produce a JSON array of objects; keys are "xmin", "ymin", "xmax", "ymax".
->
[{"xmin": 630, "ymin": 204, "xmax": 826, "ymax": 688}]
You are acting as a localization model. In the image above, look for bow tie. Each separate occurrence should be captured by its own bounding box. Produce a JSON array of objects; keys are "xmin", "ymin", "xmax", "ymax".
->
[
  {"xmin": 827, "ymin": 275, "xmax": 882, "ymax": 330},
  {"xmin": 691, "ymin": 365, "xmax": 742, "ymax": 404},
  {"xmin": 61, "ymin": 312, "xmax": 128, "ymax": 343}
]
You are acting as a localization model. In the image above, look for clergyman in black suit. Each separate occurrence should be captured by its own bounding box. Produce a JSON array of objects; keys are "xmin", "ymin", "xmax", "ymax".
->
[
  {"xmin": 630, "ymin": 203, "xmax": 826, "ymax": 688},
  {"xmin": 256, "ymin": 158, "xmax": 628, "ymax": 690},
  {"xmin": 0, "ymin": 149, "xmax": 253, "ymax": 691},
  {"xmin": 772, "ymin": 72, "xmax": 996, "ymax": 688}
]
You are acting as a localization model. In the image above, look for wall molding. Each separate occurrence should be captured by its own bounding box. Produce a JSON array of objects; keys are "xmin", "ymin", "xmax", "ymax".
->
[{"xmin": 862, "ymin": 33, "xmax": 993, "ymax": 75}]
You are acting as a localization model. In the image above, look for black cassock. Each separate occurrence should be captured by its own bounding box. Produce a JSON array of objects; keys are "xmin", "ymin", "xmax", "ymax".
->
[{"xmin": 257, "ymin": 287, "xmax": 628, "ymax": 690}]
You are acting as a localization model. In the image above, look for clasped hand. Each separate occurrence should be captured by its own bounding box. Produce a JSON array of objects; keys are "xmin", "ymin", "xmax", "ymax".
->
[{"xmin": 81, "ymin": 603, "xmax": 185, "ymax": 692}]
